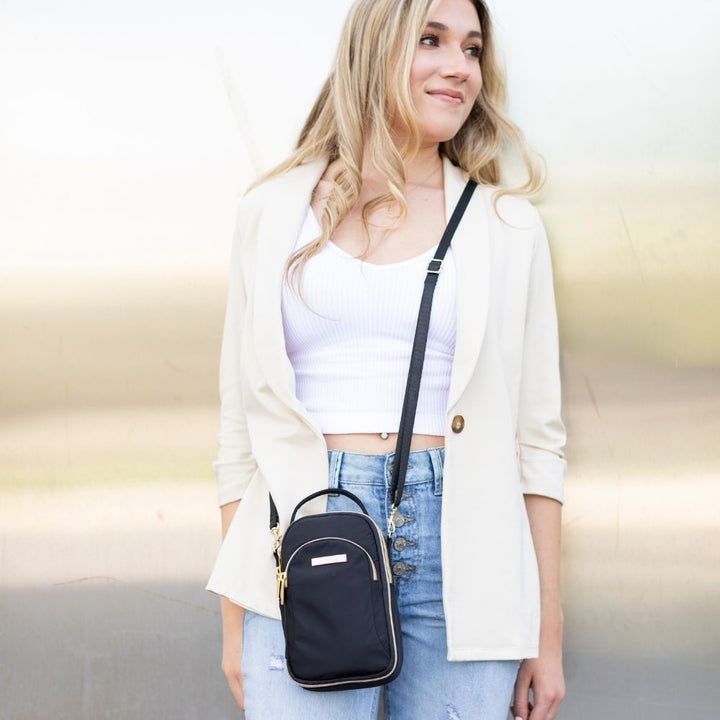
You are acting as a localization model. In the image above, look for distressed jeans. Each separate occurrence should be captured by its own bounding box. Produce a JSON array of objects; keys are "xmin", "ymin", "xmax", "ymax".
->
[{"xmin": 241, "ymin": 448, "xmax": 520, "ymax": 720}]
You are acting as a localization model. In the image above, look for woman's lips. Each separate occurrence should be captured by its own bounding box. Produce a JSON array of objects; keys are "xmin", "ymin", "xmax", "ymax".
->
[{"xmin": 427, "ymin": 91, "xmax": 463, "ymax": 105}]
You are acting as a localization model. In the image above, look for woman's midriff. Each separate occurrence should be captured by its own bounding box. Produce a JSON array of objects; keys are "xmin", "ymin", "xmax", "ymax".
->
[{"xmin": 323, "ymin": 433, "xmax": 445, "ymax": 454}]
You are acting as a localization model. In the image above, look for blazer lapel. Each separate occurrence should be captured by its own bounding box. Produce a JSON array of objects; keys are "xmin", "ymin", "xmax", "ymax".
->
[
  {"xmin": 251, "ymin": 156, "xmax": 329, "ymax": 432},
  {"xmin": 442, "ymin": 155, "xmax": 490, "ymax": 411}
]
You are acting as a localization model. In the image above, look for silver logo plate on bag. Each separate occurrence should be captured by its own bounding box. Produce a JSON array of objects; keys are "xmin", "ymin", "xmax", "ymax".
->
[{"xmin": 311, "ymin": 554, "xmax": 348, "ymax": 567}]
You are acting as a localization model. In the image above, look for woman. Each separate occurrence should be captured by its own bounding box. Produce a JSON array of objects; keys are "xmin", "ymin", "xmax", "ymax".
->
[{"xmin": 207, "ymin": 0, "xmax": 567, "ymax": 718}]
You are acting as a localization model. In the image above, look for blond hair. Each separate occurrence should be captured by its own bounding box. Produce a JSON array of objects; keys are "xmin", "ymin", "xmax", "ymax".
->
[{"xmin": 248, "ymin": 0, "xmax": 543, "ymax": 292}]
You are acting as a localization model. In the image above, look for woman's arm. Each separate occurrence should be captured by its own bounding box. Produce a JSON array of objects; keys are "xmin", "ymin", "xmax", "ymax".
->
[
  {"xmin": 512, "ymin": 495, "xmax": 565, "ymax": 720},
  {"xmin": 215, "ymin": 200, "xmax": 256, "ymax": 709},
  {"xmin": 219, "ymin": 500, "xmax": 246, "ymax": 711},
  {"xmin": 512, "ymin": 211, "xmax": 567, "ymax": 720}
]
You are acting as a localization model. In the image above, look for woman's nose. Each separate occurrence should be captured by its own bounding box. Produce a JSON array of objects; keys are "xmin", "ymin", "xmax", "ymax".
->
[{"xmin": 440, "ymin": 47, "xmax": 470, "ymax": 80}]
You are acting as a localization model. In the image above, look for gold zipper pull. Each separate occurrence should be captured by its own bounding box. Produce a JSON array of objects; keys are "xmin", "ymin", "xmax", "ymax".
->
[
  {"xmin": 279, "ymin": 571, "xmax": 288, "ymax": 605},
  {"xmin": 275, "ymin": 565, "xmax": 283, "ymax": 599}
]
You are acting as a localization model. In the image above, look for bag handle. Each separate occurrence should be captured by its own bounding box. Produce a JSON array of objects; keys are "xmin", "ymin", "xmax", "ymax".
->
[
  {"xmin": 290, "ymin": 488, "xmax": 368, "ymax": 523},
  {"xmin": 269, "ymin": 178, "xmax": 478, "ymax": 541}
]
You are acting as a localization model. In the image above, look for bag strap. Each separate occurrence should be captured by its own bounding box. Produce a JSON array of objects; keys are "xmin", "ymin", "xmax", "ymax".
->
[
  {"xmin": 386, "ymin": 178, "xmax": 477, "ymax": 534},
  {"xmin": 269, "ymin": 178, "xmax": 478, "ymax": 545}
]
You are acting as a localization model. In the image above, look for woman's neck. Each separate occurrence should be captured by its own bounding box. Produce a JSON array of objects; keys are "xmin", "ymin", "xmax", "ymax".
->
[{"xmin": 361, "ymin": 142, "xmax": 443, "ymax": 193}]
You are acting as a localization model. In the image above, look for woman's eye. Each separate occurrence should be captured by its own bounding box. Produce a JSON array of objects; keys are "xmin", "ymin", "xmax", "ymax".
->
[
  {"xmin": 419, "ymin": 34, "xmax": 440, "ymax": 47},
  {"xmin": 420, "ymin": 33, "xmax": 482, "ymax": 59}
]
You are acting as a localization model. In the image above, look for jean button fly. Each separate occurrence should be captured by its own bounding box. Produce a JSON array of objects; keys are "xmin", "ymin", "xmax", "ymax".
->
[{"xmin": 393, "ymin": 536, "xmax": 409, "ymax": 551}]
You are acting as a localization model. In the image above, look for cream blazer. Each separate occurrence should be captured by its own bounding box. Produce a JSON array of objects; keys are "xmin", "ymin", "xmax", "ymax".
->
[{"xmin": 206, "ymin": 154, "xmax": 567, "ymax": 661}]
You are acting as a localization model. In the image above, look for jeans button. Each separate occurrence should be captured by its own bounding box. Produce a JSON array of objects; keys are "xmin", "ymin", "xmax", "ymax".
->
[
  {"xmin": 393, "ymin": 512, "xmax": 406, "ymax": 528},
  {"xmin": 392, "ymin": 561, "xmax": 407, "ymax": 577},
  {"xmin": 393, "ymin": 536, "xmax": 408, "ymax": 551}
]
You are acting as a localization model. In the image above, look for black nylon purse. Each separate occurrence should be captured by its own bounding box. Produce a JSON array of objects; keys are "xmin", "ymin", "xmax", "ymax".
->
[{"xmin": 269, "ymin": 179, "xmax": 478, "ymax": 691}]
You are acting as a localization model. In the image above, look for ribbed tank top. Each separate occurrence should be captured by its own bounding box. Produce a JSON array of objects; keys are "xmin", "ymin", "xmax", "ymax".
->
[{"xmin": 280, "ymin": 206, "xmax": 457, "ymax": 436}]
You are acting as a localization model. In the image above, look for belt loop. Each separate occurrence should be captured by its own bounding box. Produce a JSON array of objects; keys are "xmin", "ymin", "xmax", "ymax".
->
[
  {"xmin": 429, "ymin": 447, "xmax": 444, "ymax": 496},
  {"xmin": 328, "ymin": 449, "xmax": 343, "ymax": 491},
  {"xmin": 385, "ymin": 452, "xmax": 394, "ymax": 491}
]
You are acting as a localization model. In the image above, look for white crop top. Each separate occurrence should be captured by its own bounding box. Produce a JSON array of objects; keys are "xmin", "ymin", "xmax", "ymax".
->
[{"xmin": 281, "ymin": 206, "xmax": 457, "ymax": 436}]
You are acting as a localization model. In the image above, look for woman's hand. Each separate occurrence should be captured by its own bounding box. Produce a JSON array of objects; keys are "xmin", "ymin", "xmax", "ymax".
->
[
  {"xmin": 221, "ymin": 597, "xmax": 246, "ymax": 710},
  {"xmin": 511, "ymin": 613, "xmax": 565, "ymax": 720}
]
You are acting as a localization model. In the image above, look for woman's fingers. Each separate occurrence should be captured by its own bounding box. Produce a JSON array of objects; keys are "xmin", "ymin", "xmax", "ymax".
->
[
  {"xmin": 527, "ymin": 687, "xmax": 564, "ymax": 720},
  {"xmin": 511, "ymin": 660, "xmax": 532, "ymax": 720},
  {"xmin": 224, "ymin": 666, "xmax": 245, "ymax": 711},
  {"xmin": 513, "ymin": 651, "xmax": 565, "ymax": 720},
  {"xmin": 221, "ymin": 653, "xmax": 245, "ymax": 711},
  {"xmin": 528, "ymin": 694, "xmax": 560, "ymax": 720},
  {"xmin": 220, "ymin": 599, "xmax": 246, "ymax": 710}
]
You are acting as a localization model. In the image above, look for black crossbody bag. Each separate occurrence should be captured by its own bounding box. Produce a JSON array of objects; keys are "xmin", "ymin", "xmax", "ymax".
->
[{"xmin": 268, "ymin": 179, "xmax": 477, "ymax": 691}]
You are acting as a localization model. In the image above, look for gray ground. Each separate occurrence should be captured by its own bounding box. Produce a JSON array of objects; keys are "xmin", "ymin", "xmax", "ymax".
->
[{"xmin": 2, "ymin": 582, "xmax": 717, "ymax": 719}]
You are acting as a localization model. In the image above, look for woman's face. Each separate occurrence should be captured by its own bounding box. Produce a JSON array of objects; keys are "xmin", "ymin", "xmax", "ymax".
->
[{"xmin": 397, "ymin": 0, "xmax": 484, "ymax": 145}]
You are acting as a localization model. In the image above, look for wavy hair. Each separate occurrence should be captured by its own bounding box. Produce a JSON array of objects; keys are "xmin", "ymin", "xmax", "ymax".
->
[{"xmin": 248, "ymin": 0, "xmax": 544, "ymax": 293}]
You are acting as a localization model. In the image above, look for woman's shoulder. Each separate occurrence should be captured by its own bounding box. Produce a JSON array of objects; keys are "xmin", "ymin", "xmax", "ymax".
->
[
  {"xmin": 239, "ymin": 157, "xmax": 330, "ymax": 216},
  {"xmin": 473, "ymin": 183, "xmax": 542, "ymax": 231},
  {"xmin": 444, "ymin": 159, "xmax": 540, "ymax": 230},
  {"xmin": 237, "ymin": 170, "xmax": 292, "ymax": 215}
]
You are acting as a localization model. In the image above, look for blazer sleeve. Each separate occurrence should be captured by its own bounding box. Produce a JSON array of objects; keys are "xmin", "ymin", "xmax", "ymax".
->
[
  {"xmin": 516, "ymin": 211, "xmax": 567, "ymax": 503},
  {"xmin": 212, "ymin": 201, "xmax": 258, "ymax": 507}
]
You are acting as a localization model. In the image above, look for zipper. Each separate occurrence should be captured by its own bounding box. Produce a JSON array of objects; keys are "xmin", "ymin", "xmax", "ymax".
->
[
  {"xmin": 377, "ymin": 525, "xmax": 393, "ymax": 585},
  {"xmin": 281, "ymin": 536, "xmax": 379, "ymax": 604}
]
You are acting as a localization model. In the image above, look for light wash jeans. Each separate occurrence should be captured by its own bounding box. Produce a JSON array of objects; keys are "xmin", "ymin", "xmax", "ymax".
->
[{"xmin": 241, "ymin": 448, "xmax": 520, "ymax": 720}]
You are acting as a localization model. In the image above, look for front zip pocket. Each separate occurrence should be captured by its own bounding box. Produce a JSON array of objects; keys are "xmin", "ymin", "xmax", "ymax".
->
[{"xmin": 284, "ymin": 536, "xmax": 378, "ymax": 587}]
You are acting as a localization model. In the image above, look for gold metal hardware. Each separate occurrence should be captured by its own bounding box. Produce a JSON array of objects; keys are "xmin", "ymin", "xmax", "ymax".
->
[
  {"xmin": 275, "ymin": 565, "xmax": 283, "ymax": 598},
  {"xmin": 387, "ymin": 505, "xmax": 398, "ymax": 538},
  {"xmin": 270, "ymin": 525, "xmax": 282, "ymax": 556}
]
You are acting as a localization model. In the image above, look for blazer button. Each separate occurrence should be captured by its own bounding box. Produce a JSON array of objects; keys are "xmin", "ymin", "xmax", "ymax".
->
[{"xmin": 451, "ymin": 415, "xmax": 465, "ymax": 433}]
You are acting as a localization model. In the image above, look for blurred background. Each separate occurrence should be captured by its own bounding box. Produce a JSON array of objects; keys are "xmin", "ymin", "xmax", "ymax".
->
[{"xmin": 1, "ymin": 0, "xmax": 718, "ymax": 718}]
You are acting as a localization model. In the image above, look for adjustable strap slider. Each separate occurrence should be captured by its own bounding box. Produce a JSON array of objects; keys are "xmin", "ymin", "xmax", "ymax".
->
[{"xmin": 427, "ymin": 258, "xmax": 443, "ymax": 274}]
